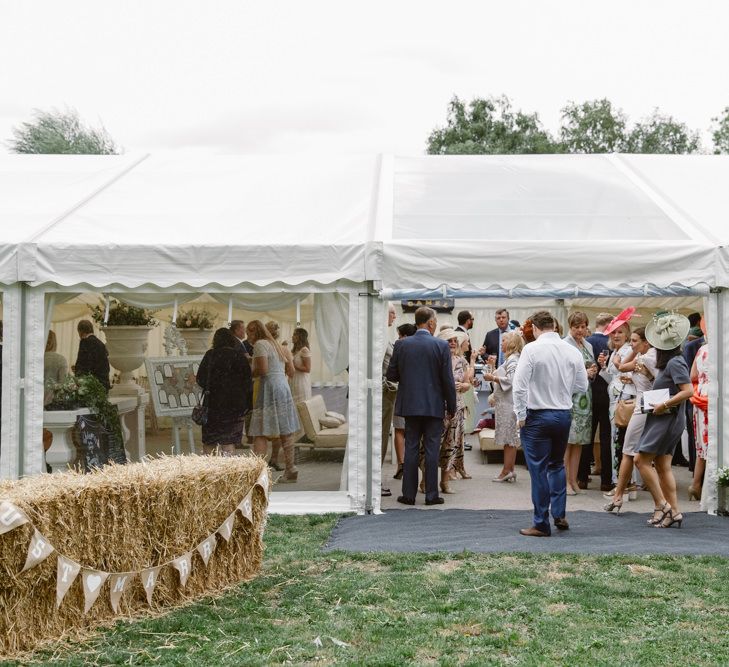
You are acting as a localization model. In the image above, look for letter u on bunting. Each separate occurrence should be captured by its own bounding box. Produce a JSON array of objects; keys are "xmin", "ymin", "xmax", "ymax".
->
[
  {"xmin": 82, "ymin": 569, "xmax": 110, "ymax": 613},
  {"xmin": 22, "ymin": 530, "xmax": 55, "ymax": 572},
  {"xmin": 172, "ymin": 552, "xmax": 193, "ymax": 587},
  {"xmin": 0, "ymin": 500, "xmax": 28, "ymax": 534},
  {"xmin": 56, "ymin": 555, "xmax": 81, "ymax": 608}
]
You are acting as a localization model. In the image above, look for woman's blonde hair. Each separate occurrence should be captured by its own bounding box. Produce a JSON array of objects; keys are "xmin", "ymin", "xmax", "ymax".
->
[
  {"xmin": 248, "ymin": 319, "xmax": 286, "ymax": 362},
  {"xmin": 46, "ymin": 330, "xmax": 57, "ymax": 353},
  {"xmin": 503, "ymin": 331, "xmax": 524, "ymax": 357},
  {"xmin": 265, "ymin": 320, "xmax": 281, "ymax": 340}
]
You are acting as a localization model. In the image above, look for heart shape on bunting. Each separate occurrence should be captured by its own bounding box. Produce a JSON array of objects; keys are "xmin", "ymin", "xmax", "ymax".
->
[{"xmin": 82, "ymin": 569, "xmax": 110, "ymax": 613}]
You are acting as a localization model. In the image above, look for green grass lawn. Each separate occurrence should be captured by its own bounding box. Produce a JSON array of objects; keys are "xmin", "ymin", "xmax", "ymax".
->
[{"xmin": 19, "ymin": 514, "xmax": 729, "ymax": 666}]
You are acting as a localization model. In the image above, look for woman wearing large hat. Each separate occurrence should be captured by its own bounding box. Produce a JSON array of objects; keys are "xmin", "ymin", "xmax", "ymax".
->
[{"xmin": 634, "ymin": 311, "xmax": 694, "ymax": 529}]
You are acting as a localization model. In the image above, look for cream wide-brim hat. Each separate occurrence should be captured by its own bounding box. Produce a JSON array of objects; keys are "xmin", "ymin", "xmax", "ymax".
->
[
  {"xmin": 437, "ymin": 328, "xmax": 468, "ymax": 347},
  {"xmin": 645, "ymin": 311, "xmax": 690, "ymax": 350}
]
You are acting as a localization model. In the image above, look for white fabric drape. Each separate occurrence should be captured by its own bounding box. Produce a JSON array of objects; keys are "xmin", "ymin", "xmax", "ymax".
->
[
  {"xmin": 44, "ymin": 293, "xmax": 79, "ymax": 338},
  {"xmin": 209, "ymin": 293, "xmax": 303, "ymax": 312},
  {"xmin": 314, "ymin": 293, "xmax": 350, "ymax": 375},
  {"xmin": 109, "ymin": 293, "xmax": 200, "ymax": 310}
]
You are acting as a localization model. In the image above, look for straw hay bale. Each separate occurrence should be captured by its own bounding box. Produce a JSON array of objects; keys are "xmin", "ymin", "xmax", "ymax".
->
[{"xmin": 0, "ymin": 454, "xmax": 269, "ymax": 657}]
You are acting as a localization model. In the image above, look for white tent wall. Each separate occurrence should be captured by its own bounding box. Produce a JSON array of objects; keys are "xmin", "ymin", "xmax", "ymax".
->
[{"xmin": 0, "ymin": 285, "xmax": 22, "ymax": 478}]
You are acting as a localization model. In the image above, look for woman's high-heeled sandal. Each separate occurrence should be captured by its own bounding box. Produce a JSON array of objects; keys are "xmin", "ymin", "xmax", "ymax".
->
[
  {"xmin": 393, "ymin": 463, "xmax": 404, "ymax": 480},
  {"xmin": 656, "ymin": 509, "xmax": 683, "ymax": 529},
  {"xmin": 647, "ymin": 502, "xmax": 671, "ymax": 525},
  {"xmin": 603, "ymin": 497, "xmax": 623, "ymax": 514},
  {"xmin": 454, "ymin": 468, "xmax": 472, "ymax": 480}
]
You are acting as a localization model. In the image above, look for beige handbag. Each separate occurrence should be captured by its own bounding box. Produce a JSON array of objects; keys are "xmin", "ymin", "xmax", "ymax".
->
[{"xmin": 614, "ymin": 387, "xmax": 635, "ymax": 428}]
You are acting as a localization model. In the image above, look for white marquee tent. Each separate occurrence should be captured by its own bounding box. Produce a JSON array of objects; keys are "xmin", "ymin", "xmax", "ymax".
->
[{"xmin": 1, "ymin": 153, "xmax": 727, "ymax": 514}]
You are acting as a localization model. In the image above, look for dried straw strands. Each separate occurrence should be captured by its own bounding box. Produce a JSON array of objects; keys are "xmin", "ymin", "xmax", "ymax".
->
[{"xmin": 0, "ymin": 454, "xmax": 269, "ymax": 657}]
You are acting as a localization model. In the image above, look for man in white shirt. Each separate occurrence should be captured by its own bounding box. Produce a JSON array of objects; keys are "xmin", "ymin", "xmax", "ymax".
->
[{"xmin": 512, "ymin": 310, "xmax": 589, "ymax": 537}]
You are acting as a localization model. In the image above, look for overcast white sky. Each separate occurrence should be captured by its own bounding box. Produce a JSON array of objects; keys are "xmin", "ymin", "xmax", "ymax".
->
[{"xmin": 1, "ymin": 0, "xmax": 728, "ymax": 155}]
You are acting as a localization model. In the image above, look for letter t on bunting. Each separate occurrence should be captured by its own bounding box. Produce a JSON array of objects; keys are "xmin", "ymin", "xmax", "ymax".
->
[{"xmin": 56, "ymin": 555, "xmax": 81, "ymax": 608}]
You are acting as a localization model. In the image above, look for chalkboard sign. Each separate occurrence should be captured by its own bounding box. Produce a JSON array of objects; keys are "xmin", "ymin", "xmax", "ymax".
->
[
  {"xmin": 74, "ymin": 413, "xmax": 127, "ymax": 472},
  {"xmin": 144, "ymin": 356, "xmax": 204, "ymax": 418}
]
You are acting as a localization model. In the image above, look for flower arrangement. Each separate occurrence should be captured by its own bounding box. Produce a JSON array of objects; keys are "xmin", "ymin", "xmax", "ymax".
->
[
  {"xmin": 175, "ymin": 308, "xmax": 216, "ymax": 330},
  {"xmin": 90, "ymin": 298, "xmax": 158, "ymax": 327},
  {"xmin": 46, "ymin": 374, "xmax": 123, "ymax": 444},
  {"xmin": 717, "ymin": 467, "xmax": 729, "ymax": 488}
]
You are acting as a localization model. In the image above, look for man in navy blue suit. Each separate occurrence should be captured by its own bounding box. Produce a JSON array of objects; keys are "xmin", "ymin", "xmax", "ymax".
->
[{"xmin": 387, "ymin": 306, "xmax": 457, "ymax": 505}]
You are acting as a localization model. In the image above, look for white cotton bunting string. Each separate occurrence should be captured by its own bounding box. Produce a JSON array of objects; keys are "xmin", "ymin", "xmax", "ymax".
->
[
  {"xmin": 217, "ymin": 512, "xmax": 236, "ymax": 543},
  {"xmin": 109, "ymin": 572, "xmax": 134, "ymax": 613},
  {"xmin": 197, "ymin": 534, "xmax": 217, "ymax": 567},
  {"xmin": 22, "ymin": 530, "xmax": 55, "ymax": 572},
  {"xmin": 0, "ymin": 500, "xmax": 28, "ymax": 535},
  {"xmin": 82, "ymin": 569, "xmax": 109, "ymax": 613},
  {"xmin": 141, "ymin": 565, "xmax": 162, "ymax": 605},
  {"xmin": 172, "ymin": 552, "xmax": 193, "ymax": 587},
  {"xmin": 56, "ymin": 555, "xmax": 81, "ymax": 608}
]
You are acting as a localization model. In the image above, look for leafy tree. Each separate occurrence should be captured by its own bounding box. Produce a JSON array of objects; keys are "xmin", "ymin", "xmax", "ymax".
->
[
  {"xmin": 625, "ymin": 110, "xmax": 700, "ymax": 154},
  {"xmin": 8, "ymin": 108, "xmax": 118, "ymax": 154},
  {"xmin": 559, "ymin": 98, "xmax": 628, "ymax": 153},
  {"xmin": 427, "ymin": 95, "xmax": 560, "ymax": 155},
  {"xmin": 710, "ymin": 107, "xmax": 729, "ymax": 154}
]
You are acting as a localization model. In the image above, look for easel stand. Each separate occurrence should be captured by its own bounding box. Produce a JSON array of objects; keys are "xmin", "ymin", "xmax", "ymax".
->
[{"xmin": 172, "ymin": 416, "xmax": 197, "ymax": 455}]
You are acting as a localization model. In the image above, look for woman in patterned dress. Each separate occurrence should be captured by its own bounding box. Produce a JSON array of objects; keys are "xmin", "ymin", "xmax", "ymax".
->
[
  {"xmin": 290, "ymin": 327, "xmax": 313, "ymax": 404},
  {"xmin": 483, "ymin": 331, "xmax": 524, "ymax": 483},
  {"xmin": 689, "ymin": 340, "xmax": 709, "ymax": 501},
  {"xmin": 564, "ymin": 312, "xmax": 598, "ymax": 495},
  {"xmin": 247, "ymin": 320, "xmax": 301, "ymax": 482}
]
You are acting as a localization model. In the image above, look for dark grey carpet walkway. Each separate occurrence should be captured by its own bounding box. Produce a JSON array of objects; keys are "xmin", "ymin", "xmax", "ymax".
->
[{"xmin": 324, "ymin": 509, "xmax": 729, "ymax": 556}]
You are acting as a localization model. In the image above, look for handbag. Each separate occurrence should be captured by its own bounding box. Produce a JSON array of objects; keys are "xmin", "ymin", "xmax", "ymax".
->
[
  {"xmin": 192, "ymin": 355, "xmax": 212, "ymax": 426},
  {"xmin": 614, "ymin": 386, "xmax": 635, "ymax": 428}
]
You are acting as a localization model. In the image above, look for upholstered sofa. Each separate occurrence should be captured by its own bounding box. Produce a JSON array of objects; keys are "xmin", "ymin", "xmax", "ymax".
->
[{"xmin": 296, "ymin": 394, "xmax": 348, "ymax": 449}]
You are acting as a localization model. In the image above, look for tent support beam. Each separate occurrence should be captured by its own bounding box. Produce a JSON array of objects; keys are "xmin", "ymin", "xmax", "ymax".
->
[
  {"xmin": 381, "ymin": 284, "xmax": 711, "ymax": 301},
  {"xmin": 364, "ymin": 284, "xmax": 375, "ymax": 514}
]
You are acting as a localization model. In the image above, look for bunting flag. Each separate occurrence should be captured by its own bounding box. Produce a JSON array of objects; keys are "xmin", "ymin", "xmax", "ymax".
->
[
  {"xmin": 82, "ymin": 569, "xmax": 110, "ymax": 613},
  {"xmin": 109, "ymin": 572, "xmax": 134, "ymax": 613},
  {"xmin": 2, "ymin": 470, "xmax": 269, "ymax": 615},
  {"xmin": 257, "ymin": 470, "xmax": 269, "ymax": 498},
  {"xmin": 237, "ymin": 492, "xmax": 253, "ymax": 522},
  {"xmin": 22, "ymin": 529, "xmax": 55, "ymax": 572},
  {"xmin": 141, "ymin": 565, "xmax": 162, "ymax": 605},
  {"xmin": 217, "ymin": 512, "xmax": 236, "ymax": 543},
  {"xmin": 0, "ymin": 500, "xmax": 29, "ymax": 535},
  {"xmin": 196, "ymin": 534, "xmax": 217, "ymax": 567},
  {"xmin": 56, "ymin": 555, "xmax": 81, "ymax": 608},
  {"xmin": 171, "ymin": 552, "xmax": 193, "ymax": 587}
]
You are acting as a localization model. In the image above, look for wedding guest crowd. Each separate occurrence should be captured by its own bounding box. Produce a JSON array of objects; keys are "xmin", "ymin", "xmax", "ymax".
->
[{"xmin": 383, "ymin": 302, "xmax": 707, "ymax": 534}]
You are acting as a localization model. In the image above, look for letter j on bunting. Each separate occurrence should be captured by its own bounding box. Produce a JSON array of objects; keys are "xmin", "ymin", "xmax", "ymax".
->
[{"xmin": 217, "ymin": 512, "xmax": 236, "ymax": 543}]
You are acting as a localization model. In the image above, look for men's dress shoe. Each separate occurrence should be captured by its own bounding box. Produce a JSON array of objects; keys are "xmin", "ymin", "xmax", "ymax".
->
[
  {"xmin": 397, "ymin": 496, "xmax": 415, "ymax": 506},
  {"xmin": 425, "ymin": 497, "xmax": 445, "ymax": 505},
  {"xmin": 554, "ymin": 517, "xmax": 570, "ymax": 531},
  {"xmin": 519, "ymin": 526, "xmax": 549, "ymax": 537},
  {"xmin": 381, "ymin": 486, "xmax": 392, "ymax": 497},
  {"xmin": 600, "ymin": 484, "xmax": 615, "ymax": 493},
  {"xmin": 577, "ymin": 480, "xmax": 588, "ymax": 490}
]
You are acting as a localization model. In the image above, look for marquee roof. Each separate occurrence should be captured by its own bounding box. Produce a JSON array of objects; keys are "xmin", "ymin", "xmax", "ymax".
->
[{"xmin": 1, "ymin": 153, "xmax": 727, "ymax": 291}]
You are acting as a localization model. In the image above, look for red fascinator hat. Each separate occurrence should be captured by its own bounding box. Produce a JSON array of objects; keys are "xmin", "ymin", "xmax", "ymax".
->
[{"xmin": 604, "ymin": 307, "xmax": 640, "ymax": 335}]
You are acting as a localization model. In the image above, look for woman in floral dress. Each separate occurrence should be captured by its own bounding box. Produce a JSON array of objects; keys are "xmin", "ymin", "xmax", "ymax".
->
[
  {"xmin": 689, "ymin": 341, "xmax": 709, "ymax": 501},
  {"xmin": 564, "ymin": 312, "xmax": 598, "ymax": 495}
]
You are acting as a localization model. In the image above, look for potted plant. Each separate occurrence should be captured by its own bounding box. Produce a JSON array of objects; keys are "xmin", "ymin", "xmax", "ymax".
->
[
  {"xmin": 47, "ymin": 374, "xmax": 126, "ymax": 470},
  {"xmin": 174, "ymin": 307, "xmax": 217, "ymax": 354},
  {"xmin": 90, "ymin": 298, "xmax": 158, "ymax": 395}
]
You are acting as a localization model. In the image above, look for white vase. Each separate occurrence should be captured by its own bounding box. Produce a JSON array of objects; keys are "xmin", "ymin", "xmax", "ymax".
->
[
  {"xmin": 179, "ymin": 328, "xmax": 213, "ymax": 355},
  {"xmin": 102, "ymin": 325, "xmax": 154, "ymax": 394}
]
